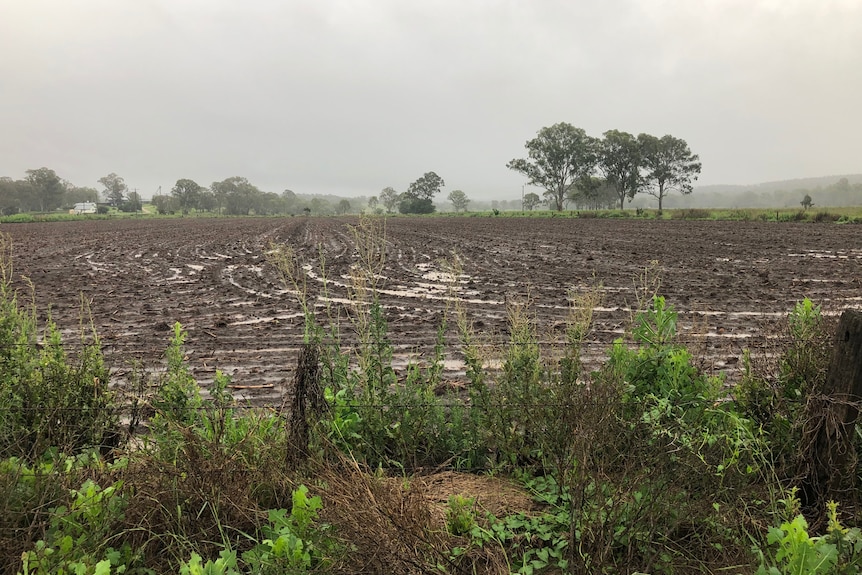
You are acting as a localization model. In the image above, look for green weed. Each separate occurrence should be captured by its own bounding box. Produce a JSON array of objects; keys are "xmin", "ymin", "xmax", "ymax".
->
[{"xmin": 0, "ymin": 233, "xmax": 118, "ymax": 461}]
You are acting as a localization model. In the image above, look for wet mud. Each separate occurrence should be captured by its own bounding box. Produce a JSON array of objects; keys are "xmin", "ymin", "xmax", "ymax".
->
[{"xmin": 5, "ymin": 216, "xmax": 861, "ymax": 405}]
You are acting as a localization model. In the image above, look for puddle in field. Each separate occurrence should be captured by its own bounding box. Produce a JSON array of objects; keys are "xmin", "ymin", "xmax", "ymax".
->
[
  {"xmin": 386, "ymin": 262, "xmax": 502, "ymax": 303},
  {"xmin": 224, "ymin": 264, "xmax": 282, "ymax": 299},
  {"xmin": 788, "ymin": 249, "xmax": 862, "ymax": 260},
  {"xmin": 382, "ymin": 287, "xmax": 505, "ymax": 305},
  {"xmin": 691, "ymin": 310, "xmax": 785, "ymax": 318},
  {"xmin": 303, "ymin": 262, "xmax": 504, "ymax": 305},
  {"xmin": 198, "ymin": 252, "xmax": 233, "ymax": 261},
  {"xmin": 79, "ymin": 253, "xmax": 112, "ymax": 273},
  {"xmin": 416, "ymin": 262, "xmax": 470, "ymax": 284},
  {"xmin": 229, "ymin": 312, "xmax": 305, "ymax": 326}
]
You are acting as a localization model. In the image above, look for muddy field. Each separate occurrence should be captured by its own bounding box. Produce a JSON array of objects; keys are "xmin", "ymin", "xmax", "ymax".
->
[{"xmin": 4, "ymin": 216, "xmax": 861, "ymax": 405}]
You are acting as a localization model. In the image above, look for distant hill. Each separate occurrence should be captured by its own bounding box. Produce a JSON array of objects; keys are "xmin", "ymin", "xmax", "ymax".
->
[
  {"xmin": 647, "ymin": 174, "xmax": 862, "ymax": 209},
  {"xmin": 696, "ymin": 174, "xmax": 862, "ymax": 195}
]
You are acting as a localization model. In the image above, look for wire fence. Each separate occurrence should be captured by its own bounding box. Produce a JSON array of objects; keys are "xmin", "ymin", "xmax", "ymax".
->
[{"xmin": 0, "ymin": 334, "xmax": 796, "ymax": 352}]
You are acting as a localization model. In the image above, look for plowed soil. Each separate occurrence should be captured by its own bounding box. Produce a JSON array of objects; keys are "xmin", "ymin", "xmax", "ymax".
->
[{"xmin": 5, "ymin": 216, "xmax": 861, "ymax": 405}]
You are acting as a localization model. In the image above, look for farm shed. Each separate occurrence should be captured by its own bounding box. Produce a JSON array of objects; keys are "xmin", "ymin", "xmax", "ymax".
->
[{"xmin": 70, "ymin": 202, "xmax": 97, "ymax": 214}]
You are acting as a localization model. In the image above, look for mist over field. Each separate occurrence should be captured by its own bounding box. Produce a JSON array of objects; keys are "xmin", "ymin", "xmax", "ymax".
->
[{"xmin": 1, "ymin": 1, "xmax": 860, "ymax": 200}]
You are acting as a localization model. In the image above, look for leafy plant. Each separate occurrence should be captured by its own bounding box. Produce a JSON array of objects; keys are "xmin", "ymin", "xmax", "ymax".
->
[
  {"xmin": 179, "ymin": 551, "xmax": 240, "ymax": 575},
  {"xmin": 242, "ymin": 485, "xmax": 332, "ymax": 573},
  {"xmin": 734, "ymin": 298, "xmax": 830, "ymax": 474},
  {"xmin": 446, "ymin": 495, "xmax": 476, "ymax": 536},
  {"xmin": 151, "ymin": 322, "xmax": 203, "ymax": 426},
  {"xmin": 19, "ymin": 478, "xmax": 139, "ymax": 575},
  {"xmin": 0, "ymin": 231, "xmax": 119, "ymax": 470},
  {"xmin": 455, "ymin": 504, "xmax": 569, "ymax": 575},
  {"xmin": 0, "ymin": 258, "xmax": 118, "ymax": 461},
  {"xmin": 754, "ymin": 490, "xmax": 862, "ymax": 575}
]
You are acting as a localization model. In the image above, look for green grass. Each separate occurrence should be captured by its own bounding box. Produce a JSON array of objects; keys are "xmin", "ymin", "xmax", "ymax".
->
[
  {"xmin": 3, "ymin": 204, "xmax": 862, "ymax": 224},
  {"xmin": 437, "ymin": 206, "xmax": 862, "ymax": 222}
]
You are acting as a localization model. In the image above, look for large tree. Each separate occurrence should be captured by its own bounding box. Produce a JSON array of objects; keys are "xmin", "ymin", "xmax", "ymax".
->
[
  {"xmin": 171, "ymin": 178, "xmax": 204, "ymax": 214},
  {"xmin": 309, "ymin": 197, "xmax": 332, "ymax": 215},
  {"xmin": 336, "ymin": 199, "xmax": 351, "ymax": 215},
  {"xmin": 379, "ymin": 186, "xmax": 400, "ymax": 213},
  {"xmin": 122, "ymin": 190, "xmax": 143, "ymax": 213},
  {"xmin": 367, "ymin": 195, "xmax": 379, "ymax": 213},
  {"xmin": 0, "ymin": 177, "xmax": 27, "ymax": 214},
  {"xmin": 211, "ymin": 176, "xmax": 261, "ymax": 215},
  {"xmin": 151, "ymin": 194, "xmax": 178, "ymax": 215},
  {"xmin": 637, "ymin": 134, "xmax": 701, "ymax": 212},
  {"xmin": 399, "ymin": 172, "xmax": 444, "ymax": 214},
  {"xmin": 507, "ymin": 123, "xmax": 597, "ymax": 212},
  {"xmin": 26, "ymin": 167, "xmax": 64, "ymax": 212},
  {"xmin": 566, "ymin": 176, "xmax": 618, "ymax": 210},
  {"xmin": 98, "ymin": 173, "xmax": 128, "ymax": 207},
  {"xmin": 522, "ymin": 192, "xmax": 542, "ymax": 211},
  {"xmin": 64, "ymin": 185, "xmax": 100, "ymax": 206},
  {"xmin": 598, "ymin": 130, "xmax": 642, "ymax": 210},
  {"xmin": 198, "ymin": 189, "xmax": 217, "ymax": 212},
  {"xmin": 447, "ymin": 189, "xmax": 470, "ymax": 212},
  {"xmin": 282, "ymin": 189, "xmax": 299, "ymax": 214},
  {"xmin": 256, "ymin": 192, "xmax": 283, "ymax": 215}
]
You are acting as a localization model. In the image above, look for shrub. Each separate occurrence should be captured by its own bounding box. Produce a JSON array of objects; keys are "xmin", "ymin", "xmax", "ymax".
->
[
  {"xmin": 563, "ymin": 295, "xmax": 761, "ymax": 572},
  {"xmin": 729, "ymin": 209, "xmax": 754, "ymax": 221},
  {"xmin": 734, "ymin": 298, "xmax": 831, "ymax": 474},
  {"xmin": 269, "ymin": 218, "xmax": 477, "ymax": 471},
  {"xmin": 19, "ymin": 477, "xmax": 134, "ymax": 575},
  {"xmin": 671, "ymin": 208, "xmax": 712, "ymax": 220},
  {"xmin": 575, "ymin": 210, "xmax": 599, "ymax": 218},
  {"xmin": 812, "ymin": 210, "xmax": 840, "ymax": 223},
  {"xmin": 755, "ymin": 490, "xmax": 862, "ymax": 574},
  {"xmin": 0, "ymin": 234, "xmax": 119, "ymax": 461},
  {"xmin": 776, "ymin": 210, "xmax": 808, "ymax": 222}
]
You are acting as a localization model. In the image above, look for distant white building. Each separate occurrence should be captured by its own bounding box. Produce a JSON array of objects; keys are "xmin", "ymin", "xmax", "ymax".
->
[{"xmin": 71, "ymin": 202, "xmax": 97, "ymax": 214}]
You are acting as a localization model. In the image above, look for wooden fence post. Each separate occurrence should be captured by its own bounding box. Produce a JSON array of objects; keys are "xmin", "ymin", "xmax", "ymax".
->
[
  {"xmin": 801, "ymin": 309, "xmax": 862, "ymax": 518},
  {"xmin": 286, "ymin": 343, "xmax": 322, "ymax": 465}
]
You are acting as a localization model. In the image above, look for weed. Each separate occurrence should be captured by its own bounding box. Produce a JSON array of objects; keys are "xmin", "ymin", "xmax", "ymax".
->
[
  {"xmin": 446, "ymin": 495, "xmax": 477, "ymax": 536},
  {"xmin": 241, "ymin": 486, "xmax": 334, "ymax": 573},
  {"xmin": 671, "ymin": 208, "xmax": 712, "ymax": 220},
  {"xmin": 19, "ymin": 477, "xmax": 139, "ymax": 575},
  {"xmin": 813, "ymin": 211, "xmax": 840, "ymax": 223},
  {"xmin": 0, "ymin": 232, "xmax": 118, "ymax": 461},
  {"xmin": 734, "ymin": 298, "xmax": 831, "ymax": 476},
  {"xmin": 755, "ymin": 489, "xmax": 862, "ymax": 574},
  {"xmin": 151, "ymin": 322, "xmax": 203, "ymax": 426}
]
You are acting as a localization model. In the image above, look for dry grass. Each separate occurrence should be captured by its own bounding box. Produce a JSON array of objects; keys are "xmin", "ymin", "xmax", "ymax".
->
[
  {"xmin": 312, "ymin": 457, "xmax": 448, "ymax": 574},
  {"xmin": 416, "ymin": 471, "xmax": 542, "ymax": 527}
]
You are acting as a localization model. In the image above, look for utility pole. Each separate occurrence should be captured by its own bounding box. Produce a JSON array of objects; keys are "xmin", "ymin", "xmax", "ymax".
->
[{"xmin": 522, "ymin": 183, "xmax": 526, "ymax": 213}]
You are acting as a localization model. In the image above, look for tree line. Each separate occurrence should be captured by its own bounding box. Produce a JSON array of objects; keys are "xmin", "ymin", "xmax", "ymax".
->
[
  {"xmin": 0, "ymin": 170, "xmax": 146, "ymax": 215},
  {"xmin": 0, "ymin": 169, "xmax": 368, "ymax": 217},
  {"xmin": 1, "ymin": 167, "xmax": 468, "ymax": 217},
  {"xmin": 367, "ymin": 172, "xmax": 456, "ymax": 215},
  {"xmin": 2, "ymin": 125, "xmax": 700, "ymax": 216},
  {"xmin": 508, "ymin": 123, "xmax": 702, "ymax": 212}
]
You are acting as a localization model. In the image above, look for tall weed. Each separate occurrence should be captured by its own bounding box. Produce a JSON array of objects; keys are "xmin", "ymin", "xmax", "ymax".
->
[
  {"xmin": 0, "ymin": 233, "xmax": 118, "ymax": 461},
  {"xmin": 734, "ymin": 298, "xmax": 831, "ymax": 475}
]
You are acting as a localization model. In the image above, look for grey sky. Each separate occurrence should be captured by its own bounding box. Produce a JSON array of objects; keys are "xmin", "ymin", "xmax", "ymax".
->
[{"xmin": 1, "ymin": 0, "xmax": 859, "ymax": 200}]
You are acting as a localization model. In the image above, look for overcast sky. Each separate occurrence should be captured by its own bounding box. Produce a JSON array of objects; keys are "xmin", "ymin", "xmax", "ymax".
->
[{"xmin": 1, "ymin": 0, "xmax": 859, "ymax": 200}]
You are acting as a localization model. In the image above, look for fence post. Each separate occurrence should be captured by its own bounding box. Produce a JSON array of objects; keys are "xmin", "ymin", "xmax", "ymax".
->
[
  {"xmin": 801, "ymin": 309, "xmax": 862, "ymax": 518},
  {"xmin": 286, "ymin": 343, "xmax": 322, "ymax": 465}
]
